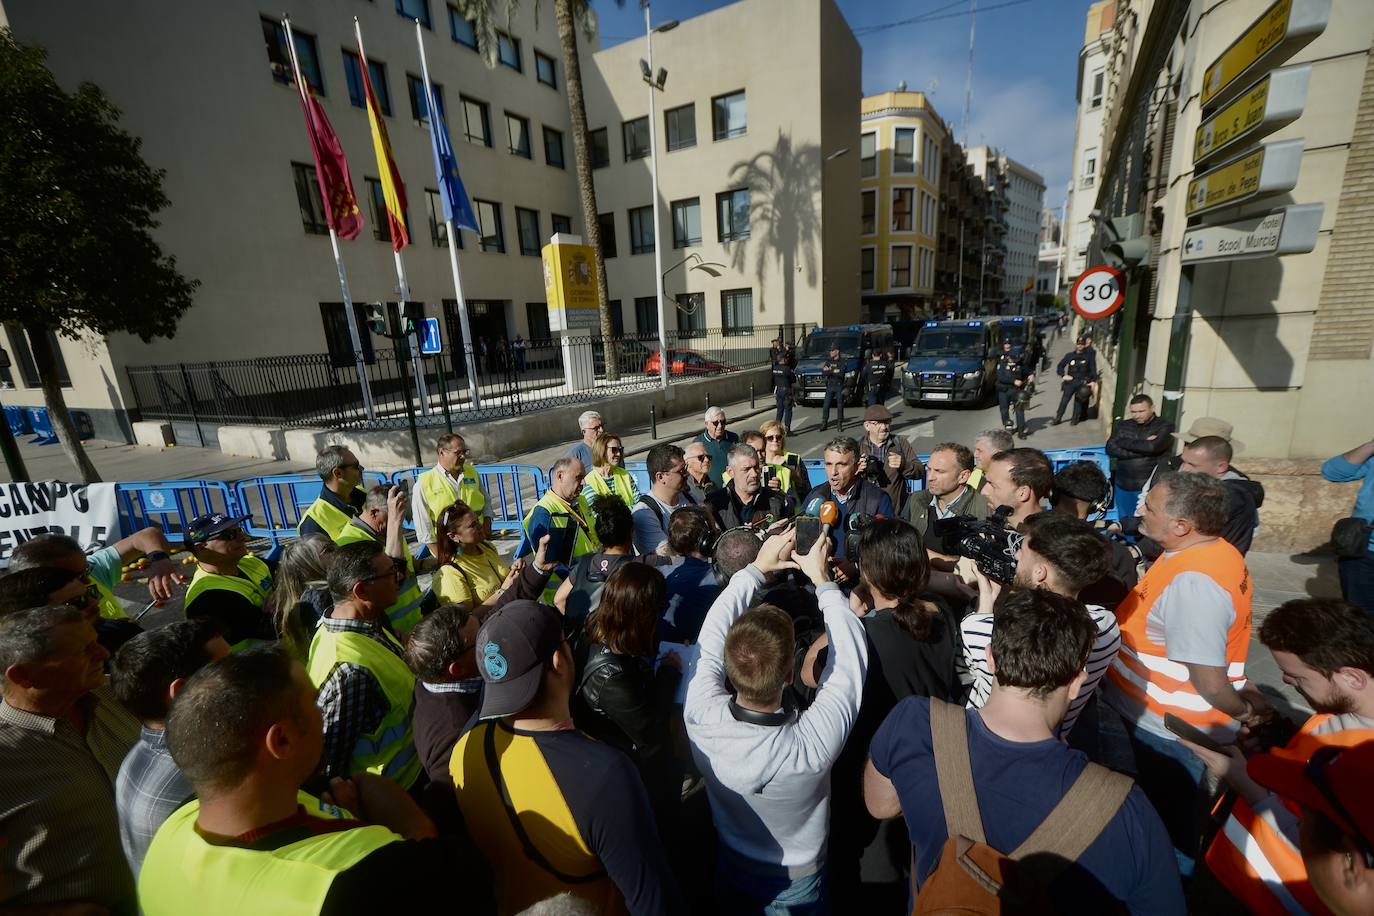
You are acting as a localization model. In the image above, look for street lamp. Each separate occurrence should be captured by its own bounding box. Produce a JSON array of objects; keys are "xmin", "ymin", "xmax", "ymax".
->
[
  {"xmin": 662, "ymin": 252, "xmax": 725, "ymax": 298},
  {"xmin": 643, "ymin": 6, "xmax": 678, "ymax": 389}
]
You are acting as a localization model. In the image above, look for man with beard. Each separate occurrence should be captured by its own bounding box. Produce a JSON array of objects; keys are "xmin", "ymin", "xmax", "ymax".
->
[{"xmin": 1182, "ymin": 598, "xmax": 1374, "ymax": 914}]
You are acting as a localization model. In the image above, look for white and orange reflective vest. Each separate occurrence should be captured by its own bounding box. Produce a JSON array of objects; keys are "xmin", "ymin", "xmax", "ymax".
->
[
  {"xmin": 1105, "ymin": 538, "xmax": 1252, "ymax": 738},
  {"xmin": 1205, "ymin": 712, "xmax": 1374, "ymax": 915}
]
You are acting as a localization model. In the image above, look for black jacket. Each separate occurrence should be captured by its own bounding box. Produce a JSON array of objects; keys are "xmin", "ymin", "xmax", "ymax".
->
[
  {"xmin": 1057, "ymin": 349, "xmax": 1099, "ymax": 382},
  {"xmin": 771, "ymin": 363, "xmax": 796, "ymax": 393},
  {"xmin": 994, "ymin": 353, "xmax": 1028, "ymax": 390},
  {"xmin": 704, "ymin": 485, "xmax": 791, "ymax": 530},
  {"xmin": 1106, "ymin": 415, "xmax": 1176, "ymax": 490},
  {"xmin": 1220, "ymin": 474, "xmax": 1264, "ymax": 555}
]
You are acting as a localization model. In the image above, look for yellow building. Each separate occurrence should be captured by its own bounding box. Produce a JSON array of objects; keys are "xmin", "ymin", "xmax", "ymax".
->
[{"xmin": 859, "ymin": 91, "xmax": 947, "ymax": 321}]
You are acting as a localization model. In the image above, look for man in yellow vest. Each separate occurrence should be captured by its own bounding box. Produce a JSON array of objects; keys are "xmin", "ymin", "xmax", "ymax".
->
[
  {"xmin": 307, "ymin": 541, "xmax": 422, "ymax": 790},
  {"xmin": 1100, "ymin": 471, "xmax": 1269, "ymax": 877},
  {"xmin": 412, "ymin": 432, "xmax": 489, "ymax": 555},
  {"xmin": 140, "ymin": 646, "xmax": 491, "ymax": 913},
  {"xmin": 1176, "ymin": 597, "xmax": 1374, "ymax": 914},
  {"xmin": 299, "ymin": 445, "xmax": 367, "ymax": 542},
  {"xmin": 184, "ymin": 513, "xmax": 276, "ymax": 653},
  {"xmin": 967, "ymin": 428, "xmax": 1013, "ymax": 493},
  {"xmin": 10, "ymin": 526, "xmax": 186, "ymax": 621},
  {"xmin": 334, "ymin": 485, "xmax": 427, "ymax": 637},
  {"xmin": 519, "ymin": 456, "xmax": 599, "ymax": 603}
]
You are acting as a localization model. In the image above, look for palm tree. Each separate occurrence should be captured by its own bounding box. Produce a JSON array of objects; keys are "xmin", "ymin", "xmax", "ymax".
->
[{"xmin": 457, "ymin": 0, "xmax": 624, "ymax": 379}]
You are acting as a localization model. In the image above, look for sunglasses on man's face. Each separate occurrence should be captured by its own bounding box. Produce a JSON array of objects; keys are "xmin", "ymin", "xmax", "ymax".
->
[
  {"xmin": 361, "ymin": 561, "xmax": 406, "ymax": 585},
  {"xmin": 64, "ymin": 582, "xmax": 101, "ymax": 615},
  {"xmin": 206, "ymin": 527, "xmax": 243, "ymax": 542}
]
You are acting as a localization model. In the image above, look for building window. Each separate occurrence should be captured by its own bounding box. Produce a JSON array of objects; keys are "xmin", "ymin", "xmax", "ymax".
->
[
  {"xmin": 860, "ymin": 131, "xmax": 876, "ymax": 178},
  {"xmin": 665, "ymin": 103, "xmax": 696, "ymax": 151},
  {"xmin": 622, "ymin": 117, "xmax": 650, "ymax": 161},
  {"xmin": 292, "ymin": 163, "xmax": 329, "ymax": 235},
  {"xmin": 861, "ymin": 190, "xmax": 876, "ymax": 235},
  {"xmin": 526, "ymin": 302, "xmax": 551, "ymax": 342},
  {"xmin": 860, "ymin": 248, "xmax": 876, "ymax": 291},
  {"xmin": 397, "ymin": 0, "xmax": 431, "ymax": 29},
  {"xmin": 590, "ymin": 127, "xmax": 610, "ymax": 169},
  {"xmin": 604, "ymin": 299, "xmax": 624, "ymax": 337},
  {"xmin": 1089, "ymin": 69, "xmax": 1105, "ymax": 109},
  {"xmin": 343, "ymin": 51, "xmax": 390, "ymax": 114},
  {"xmin": 449, "ymin": 7, "xmax": 477, "ymax": 48},
  {"xmin": 716, "ymin": 189, "xmax": 749, "ymax": 242},
  {"xmin": 676, "ymin": 294, "xmax": 705, "ymax": 337},
  {"xmin": 890, "ymin": 245, "xmax": 913, "ymax": 287},
  {"xmin": 1082, "ymin": 148, "xmax": 1097, "ymax": 187},
  {"xmin": 892, "ymin": 188, "xmax": 913, "ymax": 232},
  {"xmin": 712, "ymin": 90, "xmax": 746, "ymax": 140},
  {"xmin": 6, "ymin": 326, "xmax": 70, "ymax": 388},
  {"xmin": 634, "ymin": 297, "xmax": 658, "ymax": 335},
  {"xmin": 551, "ymin": 213, "xmax": 573, "ymax": 235},
  {"xmin": 542, "ymin": 126, "xmax": 565, "ymax": 168},
  {"xmin": 629, "ymin": 206, "xmax": 654, "ymax": 255},
  {"xmin": 597, "ymin": 212, "xmax": 617, "ymax": 258},
  {"xmin": 721, "ymin": 289, "xmax": 753, "ymax": 335},
  {"xmin": 474, "ymin": 199, "xmax": 505, "ymax": 252},
  {"xmin": 406, "ymin": 74, "xmax": 444, "ymax": 123},
  {"xmin": 893, "ymin": 128, "xmax": 915, "ymax": 173},
  {"xmin": 671, "ymin": 198, "xmax": 701, "ymax": 248},
  {"xmin": 366, "ymin": 178, "xmax": 391, "ymax": 243},
  {"xmin": 261, "ymin": 18, "xmax": 323, "ymax": 92},
  {"xmin": 461, "ymin": 96, "xmax": 491, "ymax": 146},
  {"xmin": 319, "ymin": 303, "xmax": 375, "ymax": 368},
  {"xmin": 497, "ymin": 32, "xmax": 521, "ymax": 71},
  {"xmin": 426, "ymin": 189, "xmax": 449, "ymax": 246},
  {"xmin": 533, "ymin": 50, "xmax": 557, "ymax": 89},
  {"xmin": 516, "ymin": 207, "xmax": 540, "ymax": 256},
  {"xmin": 506, "ymin": 113, "xmax": 532, "ymax": 158}
]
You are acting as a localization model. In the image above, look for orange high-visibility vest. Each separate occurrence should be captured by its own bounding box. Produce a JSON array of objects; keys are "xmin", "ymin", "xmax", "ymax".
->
[
  {"xmin": 1106, "ymin": 538, "xmax": 1252, "ymax": 735},
  {"xmin": 1205, "ymin": 713, "xmax": 1374, "ymax": 915}
]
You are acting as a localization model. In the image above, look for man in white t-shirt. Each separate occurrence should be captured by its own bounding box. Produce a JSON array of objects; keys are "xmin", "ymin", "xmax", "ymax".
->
[
  {"xmin": 962, "ymin": 512, "xmax": 1120, "ymax": 739},
  {"xmin": 630, "ymin": 443, "xmax": 691, "ymax": 556}
]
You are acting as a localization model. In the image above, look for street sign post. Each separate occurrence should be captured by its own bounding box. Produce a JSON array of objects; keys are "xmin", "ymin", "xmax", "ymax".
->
[
  {"xmin": 418, "ymin": 317, "xmax": 442, "ymax": 354},
  {"xmin": 1180, "ymin": 203, "xmax": 1323, "ymax": 264},
  {"xmin": 1185, "ymin": 138, "xmax": 1304, "ymax": 218},
  {"xmin": 1070, "ymin": 266, "xmax": 1125, "ymax": 320},
  {"xmin": 1194, "ymin": 65, "xmax": 1310, "ymax": 165},
  {"xmin": 1200, "ymin": 0, "xmax": 1330, "ymax": 111}
]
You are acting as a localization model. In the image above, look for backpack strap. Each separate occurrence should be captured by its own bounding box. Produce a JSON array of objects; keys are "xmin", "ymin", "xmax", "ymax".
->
[
  {"xmin": 1011, "ymin": 761, "xmax": 1134, "ymax": 883},
  {"xmin": 928, "ymin": 698, "xmax": 986, "ymax": 844}
]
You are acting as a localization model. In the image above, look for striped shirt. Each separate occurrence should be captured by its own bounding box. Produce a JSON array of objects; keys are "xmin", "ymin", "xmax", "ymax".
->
[
  {"xmin": 315, "ymin": 615, "xmax": 400, "ymax": 779},
  {"xmin": 0, "ymin": 683, "xmax": 140, "ymax": 911},
  {"xmin": 959, "ymin": 604, "xmax": 1121, "ymax": 738}
]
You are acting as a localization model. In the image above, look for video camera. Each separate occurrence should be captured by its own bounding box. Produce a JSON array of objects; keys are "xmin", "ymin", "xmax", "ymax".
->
[{"xmin": 931, "ymin": 507, "xmax": 1022, "ymax": 583}]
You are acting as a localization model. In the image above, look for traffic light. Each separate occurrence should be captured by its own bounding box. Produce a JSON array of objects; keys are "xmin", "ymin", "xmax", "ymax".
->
[
  {"xmin": 365, "ymin": 303, "xmax": 388, "ymax": 337},
  {"xmin": 1099, "ymin": 213, "xmax": 1150, "ymax": 272},
  {"xmin": 402, "ymin": 301, "xmax": 425, "ymax": 337}
]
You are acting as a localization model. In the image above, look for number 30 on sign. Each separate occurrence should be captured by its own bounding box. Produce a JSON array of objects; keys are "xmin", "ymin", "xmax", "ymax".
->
[{"xmin": 1070, "ymin": 266, "xmax": 1126, "ymax": 320}]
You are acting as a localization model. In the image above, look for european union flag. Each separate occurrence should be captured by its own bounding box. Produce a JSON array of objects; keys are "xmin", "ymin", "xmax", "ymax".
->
[{"xmin": 424, "ymin": 80, "xmax": 478, "ymax": 234}]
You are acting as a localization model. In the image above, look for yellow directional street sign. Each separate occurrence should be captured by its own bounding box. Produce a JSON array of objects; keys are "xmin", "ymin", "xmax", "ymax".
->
[
  {"xmin": 1186, "ymin": 139, "xmax": 1304, "ymax": 218},
  {"xmin": 1201, "ymin": 0, "xmax": 1329, "ymax": 111},
  {"xmin": 1194, "ymin": 65, "xmax": 1310, "ymax": 164}
]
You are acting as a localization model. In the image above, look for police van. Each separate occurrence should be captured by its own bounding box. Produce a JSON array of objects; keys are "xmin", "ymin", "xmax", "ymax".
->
[
  {"xmin": 794, "ymin": 324, "xmax": 893, "ymax": 406},
  {"xmin": 991, "ymin": 316, "xmax": 1040, "ymax": 365},
  {"xmin": 901, "ymin": 319, "xmax": 999, "ymax": 406}
]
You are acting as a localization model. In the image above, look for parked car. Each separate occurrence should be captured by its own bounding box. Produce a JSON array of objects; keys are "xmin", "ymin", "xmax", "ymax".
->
[{"xmin": 643, "ymin": 348, "xmax": 736, "ymax": 376}]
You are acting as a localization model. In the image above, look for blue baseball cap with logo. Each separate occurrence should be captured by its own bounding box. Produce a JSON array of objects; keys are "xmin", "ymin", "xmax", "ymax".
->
[
  {"xmin": 187, "ymin": 513, "xmax": 251, "ymax": 543},
  {"xmin": 476, "ymin": 600, "xmax": 565, "ymax": 719}
]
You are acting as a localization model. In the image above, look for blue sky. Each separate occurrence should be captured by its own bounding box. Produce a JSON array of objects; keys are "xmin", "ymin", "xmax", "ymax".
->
[{"xmin": 597, "ymin": 0, "xmax": 1086, "ymax": 208}]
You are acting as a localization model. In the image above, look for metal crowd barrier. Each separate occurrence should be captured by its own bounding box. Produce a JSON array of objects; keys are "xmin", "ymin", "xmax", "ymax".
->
[
  {"xmin": 117, "ymin": 479, "xmax": 238, "ymax": 545},
  {"xmin": 392, "ymin": 464, "xmax": 548, "ymax": 536},
  {"xmin": 232, "ymin": 471, "xmax": 390, "ymax": 549}
]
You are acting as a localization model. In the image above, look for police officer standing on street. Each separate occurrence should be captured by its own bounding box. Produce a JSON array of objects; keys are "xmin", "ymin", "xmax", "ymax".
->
[
  {"xmin": 771, "ymin": 350, "xmax": 796, "ymax": 434},
  {"xmin": 1053, "ymin": 335, "xmax": 1099, "ymax": 426},
  {"xmin": 820, "ymin": 344, "xmax": 846, "ymax": 432},
  {"xmin": 994, "ymin": 340, "xmax": 1031, "ymax": 439},
  {"xmin": 861, "ymin": 349, "xmax": 890, "ymax": 407}
]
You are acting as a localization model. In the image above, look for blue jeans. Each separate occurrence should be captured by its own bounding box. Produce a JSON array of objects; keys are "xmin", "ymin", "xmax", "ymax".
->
[
  {"xmin": 716, "ymin": 855, "xmax": 829, "ymax": 916},
  {"xmin": 1340, "ymin": 547, "xmax": 1374, "ymax": 617},
  {"xmin": 1127, "ymin": 723, "xmax": 1207, "ymax": 877}
]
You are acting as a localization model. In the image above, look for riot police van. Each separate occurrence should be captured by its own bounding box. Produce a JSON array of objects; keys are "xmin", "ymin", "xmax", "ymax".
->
[
  {"xmin": 901, "ymin": 319, "xmax": 999, "ymax": 406},
  {"xmin": 795, "ymin": 324, "xmax": 893, "ymax": 406}
]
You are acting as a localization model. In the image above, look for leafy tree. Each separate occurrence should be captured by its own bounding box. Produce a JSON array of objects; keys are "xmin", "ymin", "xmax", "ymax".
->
[{"xmin": 0, "ymin": 29, "xmax": 197, "ymax": 482}]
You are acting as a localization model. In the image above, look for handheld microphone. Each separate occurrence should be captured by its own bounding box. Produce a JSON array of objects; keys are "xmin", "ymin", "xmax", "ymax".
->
[{"xmin": 819, "ymin": 500, "xmax": 839, "ymax": 541}]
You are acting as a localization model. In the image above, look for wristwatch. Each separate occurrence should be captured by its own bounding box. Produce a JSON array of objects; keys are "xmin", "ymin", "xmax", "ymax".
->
[{"xmin": 145, "ymin": 550, "xmax": 171, "ymax": 563}]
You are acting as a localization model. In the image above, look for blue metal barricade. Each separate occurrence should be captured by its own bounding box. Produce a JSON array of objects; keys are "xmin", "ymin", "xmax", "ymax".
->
[
  {"xmin": 25, "ymin": 407, "xmax": 57, "ymax": 445},
  {"xmin": 392, "ymin": 464, "xmax": 548, "ymax": 536},
  {"xmin": 4, "ymin": 405, "xmax": 29, "ymax": 437},
  {"xmin": 622, "ymin": 460, "xmax": 651, "ymax": 496},
  {"xmin": 233, "ymin": 472, "xmax": 389, "ymax": 548},
  {"xmin": 116, "ymin": 480, "xmax": 237, "ymax": 545}
]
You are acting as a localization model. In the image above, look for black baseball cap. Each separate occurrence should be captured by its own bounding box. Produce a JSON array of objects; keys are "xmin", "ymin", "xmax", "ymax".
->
[
  {"xmin": 187, "ymin": 513, "xmax": 251, "ymax": 543},
  {"xmin": 476, "ymin": 600, "xmax": 565, "ymax": 719}
]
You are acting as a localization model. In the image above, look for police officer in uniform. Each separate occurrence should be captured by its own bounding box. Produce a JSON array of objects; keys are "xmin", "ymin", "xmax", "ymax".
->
[
  {"xmin": 994, "ymin": 340, "xmax": 1031, "ymax": 439},
  {"xmin": 771, "ymin": 350, "xmax": 796, "ymax": 434},
  {"xmin": 861, "ymin": 349, "xmax": 890, "ymax": 406},
  {"xmin": 1053, "ymin": 335, "xmax": 1099, "ymax": 426},
  {"xmin": 820, "ymin": 344, "xmax": 846, "ymax": 432}
]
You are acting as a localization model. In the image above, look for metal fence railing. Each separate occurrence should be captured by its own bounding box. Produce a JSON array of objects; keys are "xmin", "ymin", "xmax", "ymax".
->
[{"xmin": 126, "ymin": 324, "xmax": 811, "ymax": 436}]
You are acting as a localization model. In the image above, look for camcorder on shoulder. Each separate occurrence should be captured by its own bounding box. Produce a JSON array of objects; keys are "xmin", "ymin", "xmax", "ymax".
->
[{"xmin": 931, "ymin": 507, "xmax": 1022, "ymax": 583}]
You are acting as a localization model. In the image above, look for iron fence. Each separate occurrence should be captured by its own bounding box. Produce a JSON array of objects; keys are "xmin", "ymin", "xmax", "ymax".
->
[{"xmin": 126, "ymin": 324, "xmax": 812, "ymax": 434}]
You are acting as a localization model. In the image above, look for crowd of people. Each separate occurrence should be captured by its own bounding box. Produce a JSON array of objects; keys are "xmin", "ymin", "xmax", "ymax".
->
[{"xmin": 2, "ymin": 394, "xmax": 1373, "ymax": 916}]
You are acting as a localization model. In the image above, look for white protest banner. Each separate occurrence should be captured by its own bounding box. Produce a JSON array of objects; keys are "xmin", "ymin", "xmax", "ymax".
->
[{"xmin": 0, "ymin": 481, "xmax": 120, "ymax": 567}]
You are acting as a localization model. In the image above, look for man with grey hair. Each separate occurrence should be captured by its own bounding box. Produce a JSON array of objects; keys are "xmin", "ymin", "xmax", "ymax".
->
[
  {"xmin": 1102, "ymin": 471, "xmax": 1267, "ymax": 875},
  {"xmin": 683, "ymin": 440, "xmax": 716, "ymax": 504},
  {"xmin": 0, "ymin": 605, "xmax": 140, "ymax": 911},
  {"xmin": 695, "ymin": 406, "xmax": 738, "ymax": 488},
  {"xmin": 705, "ymin": 444, "xmax": 791, "ymax": 530},
  {"xmin": 969, "ymin": 428, "xmax": 1014, "ymax": 493},
  {"xmin": 299, "ymin": 443, "xmax": 367, "ymax": 541},
  {"xmin": 521, "ymin": 457, "xmax": 598, "ymax": 601},
  {"xmin": 564, "ymin": 410, "xmax": 604, "ymax": 470}
]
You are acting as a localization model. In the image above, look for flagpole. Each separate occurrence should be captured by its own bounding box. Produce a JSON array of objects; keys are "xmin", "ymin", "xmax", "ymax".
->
[
  {"xmin": 284, "ymin": 15, "xmax": 375, "ymax": 421},
  {"xmin": 355, "ymin": 17, "xmax": 429, "ymax": 418},
  {"xmin": 415, "ymin": 19, "xmax": 481, "ymax": 410}
]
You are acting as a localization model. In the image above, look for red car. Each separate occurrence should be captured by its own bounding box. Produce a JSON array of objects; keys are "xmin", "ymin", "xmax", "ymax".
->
[{"xmin": 643, "ymin": 348, "xmax": 737, "ymax": 376}]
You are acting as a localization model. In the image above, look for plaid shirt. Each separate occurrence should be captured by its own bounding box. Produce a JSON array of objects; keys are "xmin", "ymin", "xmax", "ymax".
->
[
  {"xmin": 115, "ymin": 725, "xmax": 193, "ymax": 877},
  {"xmin": 315, "ymin": 615, "xmax": 402, "ymax": 779}
]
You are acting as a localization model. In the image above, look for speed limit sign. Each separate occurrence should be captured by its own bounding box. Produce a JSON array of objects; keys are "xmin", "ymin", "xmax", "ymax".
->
[{"xmin": 1070, "ymin": 266, "xmax": 1125, "ymax": 320}]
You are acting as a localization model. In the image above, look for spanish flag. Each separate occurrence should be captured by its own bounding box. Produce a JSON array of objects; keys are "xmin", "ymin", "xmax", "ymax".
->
[
  {"xmin": 355, "ymin": 20, "xmax": 408, "ymax": 251},
  {"xmin": 1024, "ymin": 276, "xmax": 1035, "ymax": 293}
]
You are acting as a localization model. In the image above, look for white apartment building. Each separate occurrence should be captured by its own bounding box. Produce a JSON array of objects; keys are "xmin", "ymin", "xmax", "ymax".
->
[
  {"xmin": 1037, "ymin": 203, "xmax": 1066, "ymax": 297},
  {"xmin": 965, "ymin": 146, "xmax": 1044, "ymax": 312},
  {"xmin": 1063, "ymin": 0, "xmax": 1115, "ymax": 285}
]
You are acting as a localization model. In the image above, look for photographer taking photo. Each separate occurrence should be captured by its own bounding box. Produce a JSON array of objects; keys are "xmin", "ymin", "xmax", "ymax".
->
[{"xmin": 856, "ymin": 405, "xmax": 923, "ymax": 514}]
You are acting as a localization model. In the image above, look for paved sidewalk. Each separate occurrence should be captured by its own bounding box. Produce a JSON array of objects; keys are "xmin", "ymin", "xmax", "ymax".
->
[{"xmin": 3, "ymin": 436, "xmax": 309, "ymax": 484}]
